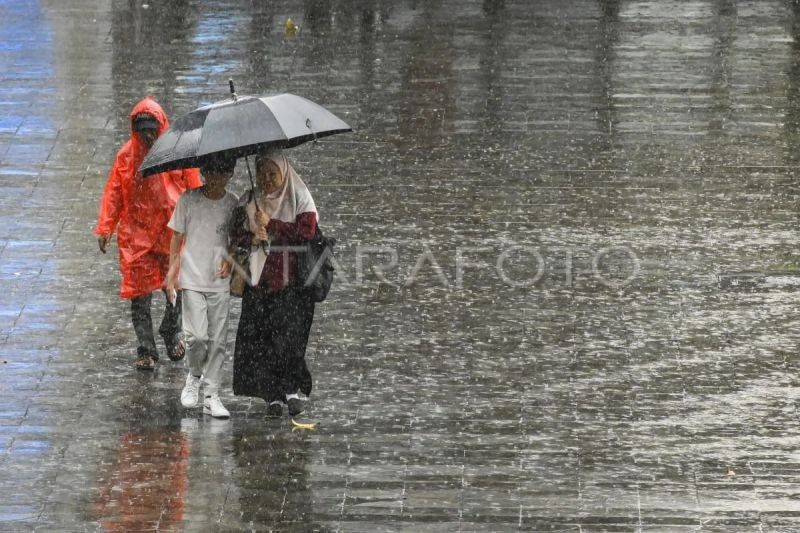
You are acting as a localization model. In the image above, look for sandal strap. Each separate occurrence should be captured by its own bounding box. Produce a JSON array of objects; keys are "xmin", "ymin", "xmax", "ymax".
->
[
  {"xmin": 167, "ymin": 338, "xmax": 185, "ymax": 361},
  {"xmin": 134, "ymin": 354, "xmax": 157, "ymax": 367}
]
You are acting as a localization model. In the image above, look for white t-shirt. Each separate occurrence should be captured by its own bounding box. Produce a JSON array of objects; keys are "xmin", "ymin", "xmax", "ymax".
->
[{"xmin": 168, "ymin": 188, "xmax": 239, "ymax": 292}]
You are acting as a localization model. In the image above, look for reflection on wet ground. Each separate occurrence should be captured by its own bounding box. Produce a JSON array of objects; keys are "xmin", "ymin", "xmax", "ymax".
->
[
  {"xmin": 93, "ymin": 431, "xmax": 189, "ymax": 531},
  {"xmin": 4, "ymin": 0, "xmax": 800, "ymax": 530}
]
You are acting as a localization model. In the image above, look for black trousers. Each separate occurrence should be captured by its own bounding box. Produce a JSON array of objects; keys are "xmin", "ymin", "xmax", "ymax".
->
[
  {"xmin": 130, "ymin": 290, "xmax": 182, "ymax": 358},
  {"xmin": 233, "ymin": 287, "xmax": 315, "ymax": 402}
]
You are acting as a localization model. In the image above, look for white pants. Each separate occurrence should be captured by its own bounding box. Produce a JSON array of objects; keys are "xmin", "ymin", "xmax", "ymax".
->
[{"xmin": 181, "ymin": 289, "xmax": 230, "ymax": 394}]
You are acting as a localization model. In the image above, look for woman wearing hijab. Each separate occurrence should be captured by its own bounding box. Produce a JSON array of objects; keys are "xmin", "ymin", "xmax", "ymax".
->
[{"xmin": 229, "ymin": 150, "xmax": 318, "ymax": 418}]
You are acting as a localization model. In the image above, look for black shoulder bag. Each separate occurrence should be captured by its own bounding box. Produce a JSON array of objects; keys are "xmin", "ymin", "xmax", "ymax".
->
[{"xmin": 298, "ymin": 227, "xmax": 336, "ymax": 302}]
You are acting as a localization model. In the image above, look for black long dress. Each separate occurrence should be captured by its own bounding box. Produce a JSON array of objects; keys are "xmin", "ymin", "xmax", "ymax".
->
[
  {"xmin": 233, "ymin": 286, "xmax": 314, "ymax": 402},
  {"xmin": 229, "ymin": 201, "xmax": 316, "ymax": 403}
]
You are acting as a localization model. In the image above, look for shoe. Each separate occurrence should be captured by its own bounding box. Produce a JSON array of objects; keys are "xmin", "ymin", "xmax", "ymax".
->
[
  {"xmin": 181, "ymin": 374, "xmax": 201, "ymax": 408},
  {"xmin": 287, "ymin": 398, "xmax": 305, "ymax": 417},
  {"xmin": 266, "ymin": 401, "xmax": 283, "ymax": 418},
  {"xmin": 203, "ymin": 393, "xmax": 230, "ymax": 418}
]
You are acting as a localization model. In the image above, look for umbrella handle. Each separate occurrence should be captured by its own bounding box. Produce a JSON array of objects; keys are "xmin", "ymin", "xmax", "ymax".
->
[
  {"xmin": 244, "ymin": 156, "xmax": 258, "ymax": 211},
  {"xmin": 244, "ymin": 155, "xmax": 270, "ymax": 255}
]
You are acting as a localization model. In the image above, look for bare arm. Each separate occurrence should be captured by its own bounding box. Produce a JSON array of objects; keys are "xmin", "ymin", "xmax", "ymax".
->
[{"xmin": 167, "ymin": 231, "xmax": 184, "ymax": 296}]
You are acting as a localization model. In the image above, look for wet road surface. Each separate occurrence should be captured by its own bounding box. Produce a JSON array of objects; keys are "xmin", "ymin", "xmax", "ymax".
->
[{"xmin": 3, "ymin": 0, "xmax": 800, "ymax": 531}]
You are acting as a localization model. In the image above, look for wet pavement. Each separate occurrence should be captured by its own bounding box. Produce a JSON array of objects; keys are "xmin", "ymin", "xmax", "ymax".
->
[{"xmin": 3, "ymin": 0, "xmax": 800, "ymax": 531}]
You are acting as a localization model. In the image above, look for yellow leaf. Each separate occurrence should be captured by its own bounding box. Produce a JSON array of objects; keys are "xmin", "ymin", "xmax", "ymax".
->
[
  {"xmin": 291, "ymin": 418, "xmax": 316, "ymax": 430},
  {"xmin": 285, "ymin": 18, "xmax": 300, "ymax": 37}
]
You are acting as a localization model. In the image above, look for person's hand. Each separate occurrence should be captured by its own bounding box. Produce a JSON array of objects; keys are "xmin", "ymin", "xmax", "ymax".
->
[
  {"xmin": 166, "ymin": 276, "xmax": 179, "ymax": 304},
  {"xmin": 217, "ymin": 259, "xmax": 232, "ymax": 279},
  {"xmin": 254, "ymin": 225, "xmax": 269, "ymax": 243},
  {"xmin": 255, "ymin": 209, "xmax": 270, "ymax": 228},
  {"xmin": 97, "ymin": 235, "xmax": 111, "ymax": 254}
]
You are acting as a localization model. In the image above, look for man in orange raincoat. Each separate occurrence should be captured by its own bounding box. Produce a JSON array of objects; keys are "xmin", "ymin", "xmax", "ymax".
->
[{"xmin": 95, "ymin": 97, "xmax": 202, "ymax": 370}]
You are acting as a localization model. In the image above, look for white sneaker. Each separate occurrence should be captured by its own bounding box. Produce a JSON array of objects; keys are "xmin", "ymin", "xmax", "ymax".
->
[
  {"xmin": 203, "ymin": 393, "xmax": 230, "ymax": 418},
  {"xmin": 181, "ymin": 374, "xmax": 201, "ymax": 408}
]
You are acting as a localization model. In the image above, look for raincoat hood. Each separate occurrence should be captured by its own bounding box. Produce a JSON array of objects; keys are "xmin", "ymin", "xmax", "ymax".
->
[
  {"xmin": 128, "ymin": 97, "xmax": 170, "ymax": 174},
  {"xmin": 129, "ymin": 97, "xmax": 169, "ymax": 136}
]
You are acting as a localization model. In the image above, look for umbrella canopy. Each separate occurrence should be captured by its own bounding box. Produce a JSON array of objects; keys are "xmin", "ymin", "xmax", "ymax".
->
[{"xmin": 139, "ymin": 93, "xmax": 352, "ymax": 176}]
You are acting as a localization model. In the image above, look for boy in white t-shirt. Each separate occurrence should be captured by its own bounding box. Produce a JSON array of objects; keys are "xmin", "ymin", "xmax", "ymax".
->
[{"xmin": 167, "ymin": 154, "xmax": 239, "ymax": 418}]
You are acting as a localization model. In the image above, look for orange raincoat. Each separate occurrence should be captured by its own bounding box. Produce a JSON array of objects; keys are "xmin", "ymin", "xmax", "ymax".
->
[{"xmin": 95, "ymin": 97, "xmax": 202, "ymax": 299}]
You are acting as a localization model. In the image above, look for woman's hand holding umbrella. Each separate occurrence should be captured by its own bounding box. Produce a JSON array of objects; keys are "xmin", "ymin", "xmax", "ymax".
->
[{"xmin": 253, "ymin": 209, "xmax": 270, "ymax": 244}]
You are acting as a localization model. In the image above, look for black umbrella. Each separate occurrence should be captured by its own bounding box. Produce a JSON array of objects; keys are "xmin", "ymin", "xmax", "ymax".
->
[{"xmin": 139, "ymin": 82, "xmax": 352, "ymax": 177}]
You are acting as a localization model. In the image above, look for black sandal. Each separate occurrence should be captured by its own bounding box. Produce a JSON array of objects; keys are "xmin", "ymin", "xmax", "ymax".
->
[
  {"xmin": 133, "ymin": 354, "xmax": 157, "ymax": 370},
  {"xmin": 166, "ymin": 337, "xmax": 185, "ymax": 362}
]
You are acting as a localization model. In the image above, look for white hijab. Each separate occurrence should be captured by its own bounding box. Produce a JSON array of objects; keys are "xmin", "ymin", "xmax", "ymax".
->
[{"xmin": 244, "ymin": 151, "xmax": 318, "ymax": 282}]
